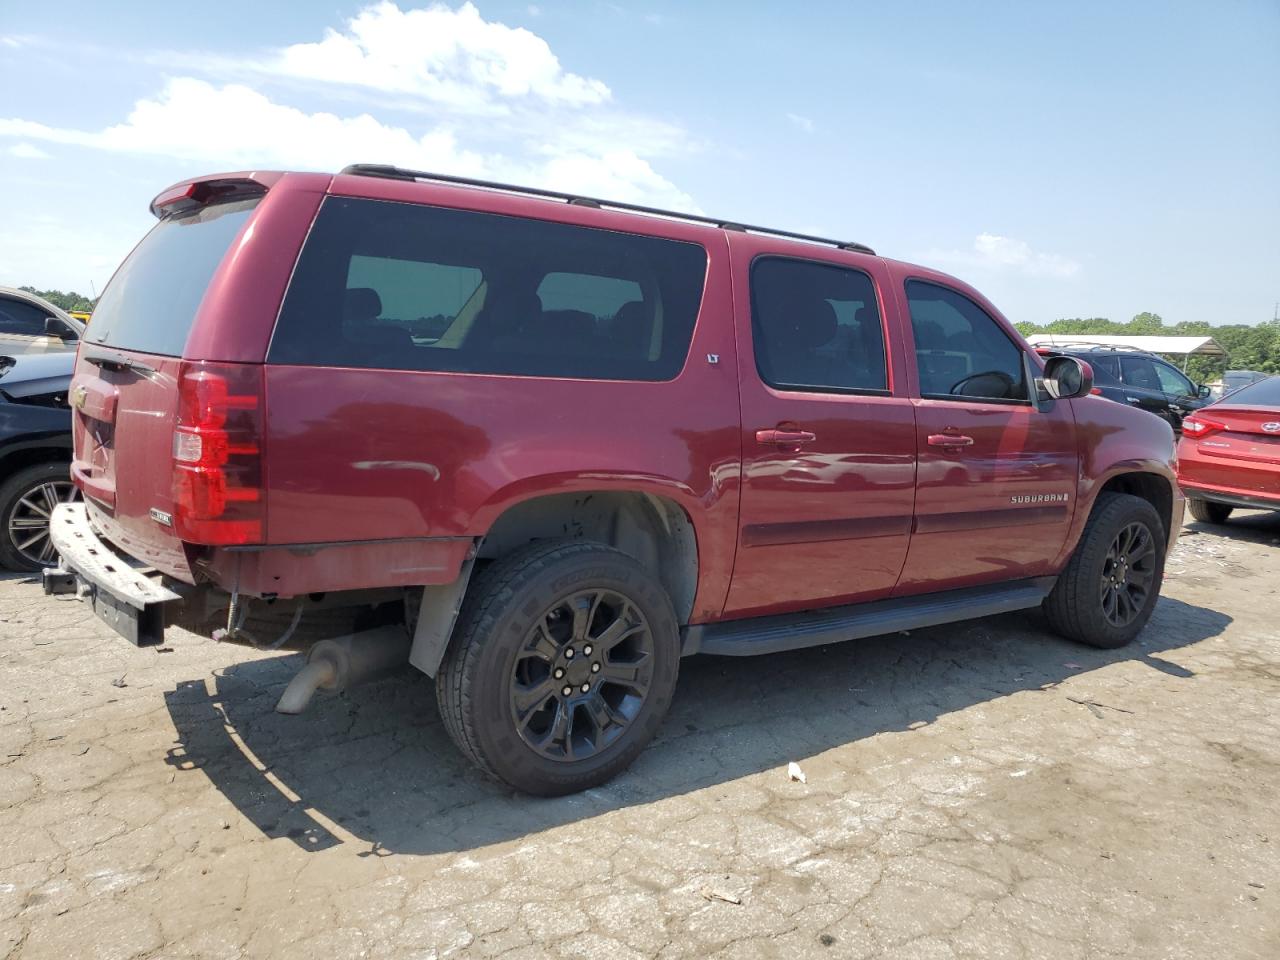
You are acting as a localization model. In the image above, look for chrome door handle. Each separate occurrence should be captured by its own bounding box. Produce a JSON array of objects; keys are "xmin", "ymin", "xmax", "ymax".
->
[
  {"xmin": 927, "ymin": 433, "xmax": 974, "ymax": 447},
  {"xmin": 756, "ymin": 428, "xmax": 817, "ymax": 446}
]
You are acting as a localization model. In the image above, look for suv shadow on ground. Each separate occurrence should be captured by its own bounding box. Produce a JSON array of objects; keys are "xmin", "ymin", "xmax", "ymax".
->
[{"xmin": 163, "ymin": 595, "xmax": 1230, "ymax": 857}]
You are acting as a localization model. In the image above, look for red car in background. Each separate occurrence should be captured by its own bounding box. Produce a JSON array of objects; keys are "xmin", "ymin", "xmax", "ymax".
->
[{"xmin": 1178, "ymin": 375, "xmax": 1280, "ymax": 523}]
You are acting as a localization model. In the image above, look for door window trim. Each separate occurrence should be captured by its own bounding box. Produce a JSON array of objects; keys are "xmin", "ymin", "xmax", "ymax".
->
[
  {"xmin": 903, "ymin": 276, "xmax": 1033, "ymax": 407},
  {"xmin": 748, "ymin": 253, "xmax": 893, "ymax": 398}
]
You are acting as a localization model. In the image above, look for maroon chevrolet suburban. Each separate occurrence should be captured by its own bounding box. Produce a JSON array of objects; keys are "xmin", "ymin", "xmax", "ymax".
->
[{"xmin": 43, "ymin": 166, "xmax": 1182, "ymax": 795}]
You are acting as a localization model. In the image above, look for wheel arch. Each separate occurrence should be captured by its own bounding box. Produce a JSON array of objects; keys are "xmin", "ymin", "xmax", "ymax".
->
[
  {"xmin": 478, "ymin": 489, "xmax": 699, "ymax": 624},
  {"xmin": 0, "ymin": 440, "xmax": 73, "ymax": 478},
  {"xmin": 1095, "ymin": 470, "xmax": 1174, "ymax": 541},
  {"xmin": 409, "ymin": 487, "xmax": 703, "ymax": 679}
]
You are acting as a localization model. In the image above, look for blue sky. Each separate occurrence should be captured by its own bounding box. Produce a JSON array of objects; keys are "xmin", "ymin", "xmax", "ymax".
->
[{"xmin": 1, "ymin": 0, "xmax": 1276, "ymax": 325}]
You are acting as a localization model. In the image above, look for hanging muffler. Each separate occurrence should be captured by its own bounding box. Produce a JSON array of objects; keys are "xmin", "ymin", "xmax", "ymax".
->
[{"xmin": 275, "ymin": 625, "xmax": 411, "ymax": 714}]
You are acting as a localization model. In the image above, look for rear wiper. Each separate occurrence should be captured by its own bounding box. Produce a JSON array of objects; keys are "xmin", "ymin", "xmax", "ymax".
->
[{"xmin": 84, "ymin": 352, "xmax": 157, "ymax": 376}]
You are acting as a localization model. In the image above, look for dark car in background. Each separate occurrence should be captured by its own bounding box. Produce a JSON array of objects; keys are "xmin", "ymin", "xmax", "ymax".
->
[
  {"xmin": 0, "ymin": 287, "xmax": 84, "ymax": 356},
  {"xmin": 1178, "ymin": 375, "xmax": 1280, "ymax": 523},
  {"xmin": 0, "ymin": 351, "xmax": 76, "ymax": 570},
  {"xmin": 1217, "ymin": 369, "xmax": 1270, "ymax": 400},
  {"xmin": 1035, "ymin": 343, "xmax": 1212, "ymax": 432}
]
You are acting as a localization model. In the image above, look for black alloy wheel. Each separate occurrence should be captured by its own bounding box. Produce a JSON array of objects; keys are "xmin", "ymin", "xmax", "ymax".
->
[
  {"xmin": 436, "ymin": 540, "xmax": 680, "ymax": 795},
  {"xmin": 1098, "ymin": 520, "xmax": 1157, "ymax": 628},
  {"xmin": 509, "ymin": 588, "xmax": 655, "ymax": 762}
]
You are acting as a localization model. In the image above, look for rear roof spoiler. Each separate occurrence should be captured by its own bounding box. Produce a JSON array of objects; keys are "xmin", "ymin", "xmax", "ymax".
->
[{"xmin": 149, "ymin": 171, "xmax": 285, "ymax": 219}]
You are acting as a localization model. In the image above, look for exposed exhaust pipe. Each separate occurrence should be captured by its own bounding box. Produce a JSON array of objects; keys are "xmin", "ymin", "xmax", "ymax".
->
[{"xmin": 275, "ymin": 626, "xmax": 411, "ymax": 715}]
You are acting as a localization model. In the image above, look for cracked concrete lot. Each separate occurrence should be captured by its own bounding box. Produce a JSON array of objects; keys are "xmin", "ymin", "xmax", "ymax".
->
[{"xmin": 2, "ymin": 512, "xmax": 1279, "ymax": 960}]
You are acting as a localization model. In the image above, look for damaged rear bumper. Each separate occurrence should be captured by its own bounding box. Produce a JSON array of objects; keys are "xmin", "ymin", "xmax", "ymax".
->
[{"xmin": 42, "ymin": 502, "xmax": 182, "ymax": 646}]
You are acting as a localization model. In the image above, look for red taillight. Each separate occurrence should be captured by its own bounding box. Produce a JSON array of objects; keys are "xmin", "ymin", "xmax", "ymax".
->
[
  {"xmin": 1089, "ymin": 387, "xmax": 1103, "ymax": 395},
  {"xmin": 1182, "ymin": 416, "xmax": 1227, "ymax": 438},
  {"xmin": 172, "ymin": 362, "xmax": 264, "ymax": 545}
]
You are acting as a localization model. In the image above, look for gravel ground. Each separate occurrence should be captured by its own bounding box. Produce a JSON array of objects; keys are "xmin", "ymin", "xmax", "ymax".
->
[{"xmin": 2, "ymin": 512, "xmax": 1279, "ymax": 959}]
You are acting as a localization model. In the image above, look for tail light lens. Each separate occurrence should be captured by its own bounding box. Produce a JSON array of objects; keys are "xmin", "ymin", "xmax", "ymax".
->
[
  {"xmin": 172, "ymin": 361, "xmax": 264, "ymax": 545},
  {"xmin": 1182, "ymin": 416, "xmax": 1226, "ymax": 439}
]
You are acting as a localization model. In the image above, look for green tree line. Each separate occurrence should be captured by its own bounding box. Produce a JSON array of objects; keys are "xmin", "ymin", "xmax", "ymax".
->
[
  {"xmin": 17, "ymin": 286, "xmax": 97, "ymax": 314},
  {"xmin": 1014, "ymin": 312, "xmax": 1280, "ymax": 383}
]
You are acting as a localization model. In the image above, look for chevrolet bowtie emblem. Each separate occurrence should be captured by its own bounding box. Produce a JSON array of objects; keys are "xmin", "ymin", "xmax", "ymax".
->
[{"xmin": 71, "ymin": 385, "xmax": 88, "ymax": 410}]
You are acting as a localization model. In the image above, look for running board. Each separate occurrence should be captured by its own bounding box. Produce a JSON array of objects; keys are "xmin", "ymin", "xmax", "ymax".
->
[{"xmin": 681, "ymin": 577, "xmax": 1055, "ymax": 657}]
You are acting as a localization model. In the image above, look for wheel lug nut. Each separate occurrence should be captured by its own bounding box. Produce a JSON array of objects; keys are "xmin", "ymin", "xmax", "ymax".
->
[
  {"xmin": 591, "ymin": 662, "xmax": 601, "ymax": 673},
  {"xmin": 562, "ymin": 685, "xmax": 573, "ymax": 697},
  {"xmin": 565, "ymin": 648, "xmax": 575, "ymax": 659},
  {"xmin": 581, "ymin": 683, "xmax": 590, "ymax": 693},
  {"xmin": 553, "ymin": 668, "xmax": 564, "ymax": 679},
  {"xmin": 583, "ymin": 645, "xmax": 593, "ymax": 656}
]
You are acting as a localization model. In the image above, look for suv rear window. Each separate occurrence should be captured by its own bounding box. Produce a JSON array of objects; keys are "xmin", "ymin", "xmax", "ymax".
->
[
  {"xmin": 269, "ymin": 197, "xmax": 708, "ymax": 381},
  {"xmin": 85, "ymin": 198, "xmax": 259, "ymax": 357}
]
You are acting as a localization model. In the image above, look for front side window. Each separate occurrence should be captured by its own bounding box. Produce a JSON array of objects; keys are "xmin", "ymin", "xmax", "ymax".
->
[
  {"xmin": 270, "ymin": 197, "xmax": 708, "ymax": 381},
  {"xmin": 905, "ymin": 280, "xmax": 1028, "ymax": 402},
  {"xmin": 1153, "ymin": 360, "xmax": 1195, "ymax": 397},
  {"xmin": 0, "ymin": 298, "xmax": 48, "ymax": 337},
  {"xmin": 750, "ymin": 257, "xmax": 888, "ymax": 394}
]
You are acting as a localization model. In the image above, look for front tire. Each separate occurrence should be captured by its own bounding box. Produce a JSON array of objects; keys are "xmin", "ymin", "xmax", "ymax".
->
[
  {"xmin": 436, "ymin": 540, "xmax": 680, "ymax": 796},
  {"xmin": 1043, "ymin": 493, "xmax": 1165, "ymax": 649},
  {"xmin": 1187, "ymin": 498, "xmax": 1232, "ymax": 524}
]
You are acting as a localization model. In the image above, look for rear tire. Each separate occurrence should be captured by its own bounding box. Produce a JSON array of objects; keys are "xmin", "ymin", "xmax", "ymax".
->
[
  {"xmin": 1187, "ymin": 498, "xmax": 1232, "ymax": 524},
  {"xmin": 0, "ymin": 462, "xmax": 76, "ymax": 572},
  {"xmin": 1043, "ymin": 492, "xmax": 1165, "ymax": 649},
  {"xmin": 435, "ymin": 540, "xmax": 680, "ymax": 796}
]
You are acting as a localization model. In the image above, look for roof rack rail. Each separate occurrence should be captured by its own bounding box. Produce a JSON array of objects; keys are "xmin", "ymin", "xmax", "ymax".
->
[
  {"xmin": 1033, "ymin": 341, "xmax": 1150, "ymax": 354},
  {"xmin": 339, "ymin": 164, "xmax": 876, "ymax": 256}
]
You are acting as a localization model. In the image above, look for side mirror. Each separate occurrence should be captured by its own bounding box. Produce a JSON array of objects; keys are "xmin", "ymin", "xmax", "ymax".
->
[
  {"xmin": 1197, "ymin": 384, "xmax": 1211, "ymax": 399},
  {"xmin": 44, "ymin": 316, "xmax": 77, "ymax": 341},
  {"xmin": 1039, "ymin": 355, "xmax": 1093, "ymax": 400}
]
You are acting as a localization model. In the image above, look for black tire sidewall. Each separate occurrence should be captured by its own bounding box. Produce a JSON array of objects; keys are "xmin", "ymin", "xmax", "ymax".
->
[
  {"xmin": 0, "ymin": 462, "xmax": 68, "ymax": 571},
  {"xmin": 463, "ymin": 547, "xmax": 679, "ymax": 795},
  {"xmin": 1188, "ymin": 498, "xmax": 1231, "ymax": 524},
  {"xmin": 1067, "ymin": 496, "xmax": 1166, "ymax": 648}
]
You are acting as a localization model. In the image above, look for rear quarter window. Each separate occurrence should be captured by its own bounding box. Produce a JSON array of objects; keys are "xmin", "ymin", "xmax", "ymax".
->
[
  {"xmin": 268, "ymin": 197, "xmax": 708, "ymax": 381},
  {"xmin": 85, "ymin": 198, "xmax": 259, "ymax": 357}
]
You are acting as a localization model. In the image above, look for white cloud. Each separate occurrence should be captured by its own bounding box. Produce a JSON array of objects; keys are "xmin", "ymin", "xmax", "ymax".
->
[
  {"xmin": 526, "ymin": 5, "xmax": 541, "ymax": 16},
  {"xmin": 7, "ymin": 142, "xmax": 50, "ymax": 159},
  {"xmin": 924, "ymin": 233, "xmax": 1080, "ymax": 278},
  {"xmin": 0, "ymin": 77, "xmax": 696, "ymax": 210},
  {"xmin": 786, "ymin": 112, "xmax": 814, "ymax": 133},
  {"xmin": 265, "ymin": 1, "xmax": 609, "ymax": 110},
  {"xmin": 0, "ymin": 1, "xmax": 702, "ymax": 292}
]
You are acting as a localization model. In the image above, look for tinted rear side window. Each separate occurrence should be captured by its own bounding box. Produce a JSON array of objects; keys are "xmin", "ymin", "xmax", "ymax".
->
[
  {"xmin": 1086, "ymin": 354, "xmax": 1120, "ymax": 380},
  {"xmin": 85, "ymin": 198, "xmax": 258, "ymax": 357},
  {"xmin": 270, "ymin": 197, "xmax": 708, "ymax": 381},
  {"xmin": 750, "ymin": 257, "xmax": 888, "ymax": 393},
  {"xmin": 1223, "ymin": 375, "xmax": 1280, "ymax": 407}
]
